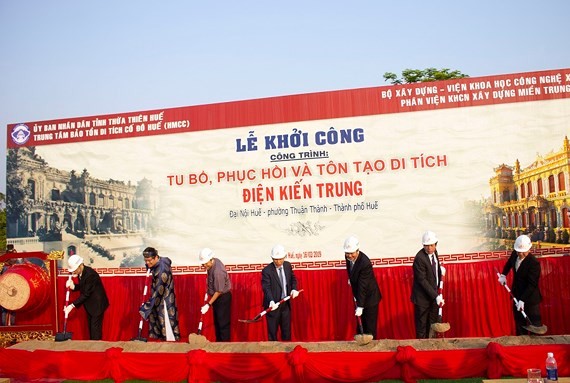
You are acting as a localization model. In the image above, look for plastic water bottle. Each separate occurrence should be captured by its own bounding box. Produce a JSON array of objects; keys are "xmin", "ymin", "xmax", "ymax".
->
[{"xmin": 546, "ymin": 352, "xmax": 558, "ymax": 382}]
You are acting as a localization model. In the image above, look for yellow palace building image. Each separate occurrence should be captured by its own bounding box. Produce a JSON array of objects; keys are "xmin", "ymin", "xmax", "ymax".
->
[{"xmin": 487, "ymin": 136, "xmax": 570, "ymax": 246}]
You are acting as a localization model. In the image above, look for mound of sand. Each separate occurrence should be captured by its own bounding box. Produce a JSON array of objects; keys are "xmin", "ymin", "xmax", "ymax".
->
[{"xmin": 9, "ymin": 334, "xmax": 570, "ymax": 354}]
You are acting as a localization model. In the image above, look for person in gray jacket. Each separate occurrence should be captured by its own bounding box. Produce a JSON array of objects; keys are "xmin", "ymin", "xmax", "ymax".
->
[{"xmin": 199, "ymin": 248, "xmax": 232, "ymax": 342}]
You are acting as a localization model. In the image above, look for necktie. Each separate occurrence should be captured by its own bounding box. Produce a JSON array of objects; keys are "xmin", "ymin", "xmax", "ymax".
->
[
  {"xmin": 431, "ymin": 255, "xmax": 437, "ymax": 278},
  {"xmin": 279, "ymin": 267, "xmax": 287, "ymax": 299}
]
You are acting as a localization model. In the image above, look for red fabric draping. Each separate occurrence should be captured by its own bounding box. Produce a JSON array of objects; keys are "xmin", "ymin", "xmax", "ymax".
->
[
  {"xmin": 54, "ymin": 256, "xmax": 570, "ymax": 342},
  {"xmin": 1, "ymin": 344, "xmax": 568, "ymax": 382},
  {"xmin": 4, "ymin": 256, "xmax": 569, "ymax": 382}
]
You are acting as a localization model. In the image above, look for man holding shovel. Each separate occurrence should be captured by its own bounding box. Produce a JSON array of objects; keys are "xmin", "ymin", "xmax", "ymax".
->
[
  {"xmin": 261, "ymin": 244, "xmax": 299, "ymax": 341},
  {"xmin": 139, "ymin": 247, "xmax": 180, "ymax": 341},
  {"xmin": 411, "ymin": 231, "xmax": 445, "ymax": 339},
  {"xmin": 498, "ymin": 234, "xmax": 544, "ymax": 335},
  {"xmin": 344, "ymin": 236, "xmax": 381, "ymax": 341},
  {"xmin": 63, "ymin": 254, "xmax": 109, "ymax": 340},
  {"xmin": 199, "ymin": 248, "xmax": 232, "ymax": 342}
]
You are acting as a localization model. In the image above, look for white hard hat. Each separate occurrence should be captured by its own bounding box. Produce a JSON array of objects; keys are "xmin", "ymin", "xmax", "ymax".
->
[
  {"xmin": 422, "ymin": 231, "xmax": 438, "ymax": 245},
  {"xmin": 199, "ymin": 248, "xmax": 214, "ymax": 264},
  {"xmin": 514, "ymin": 235, "xmax": 532, "ymax": 252},
  {"xmin": 271, "ymin": 244, "xmax": 286, "ymax": 259},
  {"xmin": 343, "ymin": 236, "xmax": 359, "ymax": 253},
  {"xmin": 67, "ymin": 254, "xmax": 84, "ymax": 272}
]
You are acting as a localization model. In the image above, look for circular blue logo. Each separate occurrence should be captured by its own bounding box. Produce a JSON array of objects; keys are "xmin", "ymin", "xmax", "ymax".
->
[{"xmin": 11, "ymin": 124, "xmax": 31, "ymax": 145}]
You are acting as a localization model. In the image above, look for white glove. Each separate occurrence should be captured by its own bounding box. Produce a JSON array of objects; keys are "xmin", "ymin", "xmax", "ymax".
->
[
  {"xmin": 516, "ymin": 300, "xmax": 525, "ymax": 312},
  {"xmin": 440, "ymin": 265, "xmax": 446, "ymax": 277},
  {"xmin": 63, "ymin": 304, "xmax": 75, "ymax": 316},
  {"xmin": 269, "ymin": 300, "xmax": 280, "ymax": 311},
  {"xmin": 498, "ymin": 274, "xmax": 507, "ymax": 286},
  {"xmin": 65, "ymin": 279, "xmax": 75, "ymax": 290},
  {"xmin": 436, "ymin": 294, "xmax": 445, "ymax": 307},
  {"xmin": 355, "ymin": 306, "xmax": 363, "ymax": 317},
  {"xmin": 291, "ymin": 289, "xmax": 299, "ymax": 299},
  {"xmin": 201, "ymin": 304, "xmax": 210, "ymax": 315}
]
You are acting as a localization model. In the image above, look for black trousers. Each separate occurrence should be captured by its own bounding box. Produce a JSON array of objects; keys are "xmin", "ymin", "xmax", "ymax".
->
[
  {"xmin": 357, "ymin": 304, "xmax": 379, "ymax": 339},
  {"xmin": 87, "ymin": 310, "xmax": 105, "ymax": 340},
  {"xmin": 414, "ymin": 302, "xmax": 438, "ymax": 339},
  {"xmin": 513, "ymin": 302, "xmax": 541, "ymax": 335},
  {"xmin": 266, "ymin": 301, "xmax": 291, "ymax": 341},
  {"xmin": 213, "ymin": 292, "xmax": 232, "ymax": 342}
]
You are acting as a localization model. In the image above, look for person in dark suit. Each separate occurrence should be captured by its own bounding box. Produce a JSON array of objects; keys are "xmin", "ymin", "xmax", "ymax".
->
[
  {"xmin": 64, "ymin": 254, "xmax": 109, "ymax": 340},
  {"xmin": 410, "ymin": 231, "xmax": 445, "ymax": 339},
  {"xmin": 344, "ymin": 235, "xmax": 381, "ymax": 339},
  {"xmin": 498, "ymin": 234, "xmax": 542, "ymax": 335},
  {"xmin": 261, "ymin": 244, "xmax": 299, "ymax": 341}
]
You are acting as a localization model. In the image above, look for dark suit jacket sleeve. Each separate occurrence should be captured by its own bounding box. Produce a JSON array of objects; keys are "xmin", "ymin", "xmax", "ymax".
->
[
  {"xmin": 357, "ymin": 263, "xmax": 372, "ymax": 306},
  {"xmin": 72, "ymin": 267, "xmax": 97, "ymax": 308},
  {"xmin": 350, "ymin": 254, "xmax": 380, "ymax": 307},
  {"xmin": 518, "ymin": 255, "xmax": 542, "ymax": 304},
  {"xmin": 412, "ymin": 253, "xmax": 438, "ymax": 302},
  {"xmin": 261, "ymin": 266, "xmax": 275, "ymax": 307},
  {"xmin": 285, "ymin": 262, "xmax": 297, "ymax": 293},
  {"xmin": 502, "ymin": 250, "xmax": 517, "ymax": 276}
]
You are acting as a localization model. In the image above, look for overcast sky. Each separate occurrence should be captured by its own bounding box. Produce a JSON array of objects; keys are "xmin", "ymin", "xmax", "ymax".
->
[{"xmin": 1, "ymin": 0, "xmax": 569, "ymax": 194}]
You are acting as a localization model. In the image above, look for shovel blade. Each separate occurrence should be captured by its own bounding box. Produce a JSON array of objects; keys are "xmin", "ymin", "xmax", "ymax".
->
[
  {"xmin": 238, "ymin": 319, "xmax": 256, "ymax": 323},
  {"xmin": 55, "ymin": 332, "xmax": 72, "ymax": 342},
  {"xmin": 188, "ymin": 333, "xmax": 208, "ymax": 345},
  {"xmin": 238, "ymin": 316, "xmax": 262, "ymax": 323},
  {"xmin": 522, "ymin": 324, "xmax": 548, "ymax": 335},
  {"xmin": 431, "ymin": 322, "xmax": 451, "ymax": 333},
  {"xmin": 354, "ymin": 333, "xmax": 373, "ymax": 346}
]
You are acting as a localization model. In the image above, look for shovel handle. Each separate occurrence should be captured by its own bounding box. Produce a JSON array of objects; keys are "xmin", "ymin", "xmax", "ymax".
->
[
  {"xmin": 352, "ymin": 296, "xmax": 366, "ymax": 334},
  {"xmin": 239, "ymin": 289, "xmax": 304, "ymax": 323},
  {"xmin": 197, "ymin": 292, "xmax": 208, "ymax": 335},
  {"xmin": 495, "ymin": 270, "xmax": 532, "ymax": 324},
  {"xmin": 141, "ymin": 268, "xmax": 151, "ymax": 301},
  {"xmin": 63, "ymin": 274, "xmax": 73, "ymax": 319},
  {"xmin": 265, "ymin": 288, "xmax": 303, "ymax": 313},
  {"xmin": 356, "ymin": 314, "xmax": 365, "ymax": 335},
  {"xmin": 437, "ymin": 279, "xmax": 445, "ymax": 308}
]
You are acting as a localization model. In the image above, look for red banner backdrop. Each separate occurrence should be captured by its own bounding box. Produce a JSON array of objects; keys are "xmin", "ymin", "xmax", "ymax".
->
[
  {"xmin": 7, "ymin": 69, "xmax": 570, "ymax": 147},
  {"xmin": 1, "ymin": 254, "xmax": 569, "ymax": 382},
  {"xmin": 56, "ymin": 255, "xmax": 570, "ymax": 342}
]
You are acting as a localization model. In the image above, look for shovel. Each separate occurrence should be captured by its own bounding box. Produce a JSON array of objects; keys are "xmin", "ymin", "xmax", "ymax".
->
[
  {"xmin": 132, "ymin": 268, "xmax": 151, "ymax": 342},
  {"xmin": 431, "ymin": 269, "xmax": 450, "ymax": 336},
  {"xmin": 354, "ymin": 314, "xmax": 373, "ymax": 345},
  {"xmin": 495, "ymin": 269, "xmax": 547, "ymax": 335},
  {"xmin": 189, "ymin": 291, "xmax": 209, "ymax": 344},
  {"xmin": 352, "ymin": 296, "xmax": 373, "ymax": 346},
  {"xmin": 239, "ymin": 289, "xmax": 304, "ymax": 323},
  {"xmin": 55, "ymin": 275, "xmax": 73, "ymax": 342},
  {"xmin": 197, "ymin": 292, "xmax": 208, "ymax": 335},
  {"xmin": 189, "ymin": 280, "xmax": 210, "ymax": 344}
]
